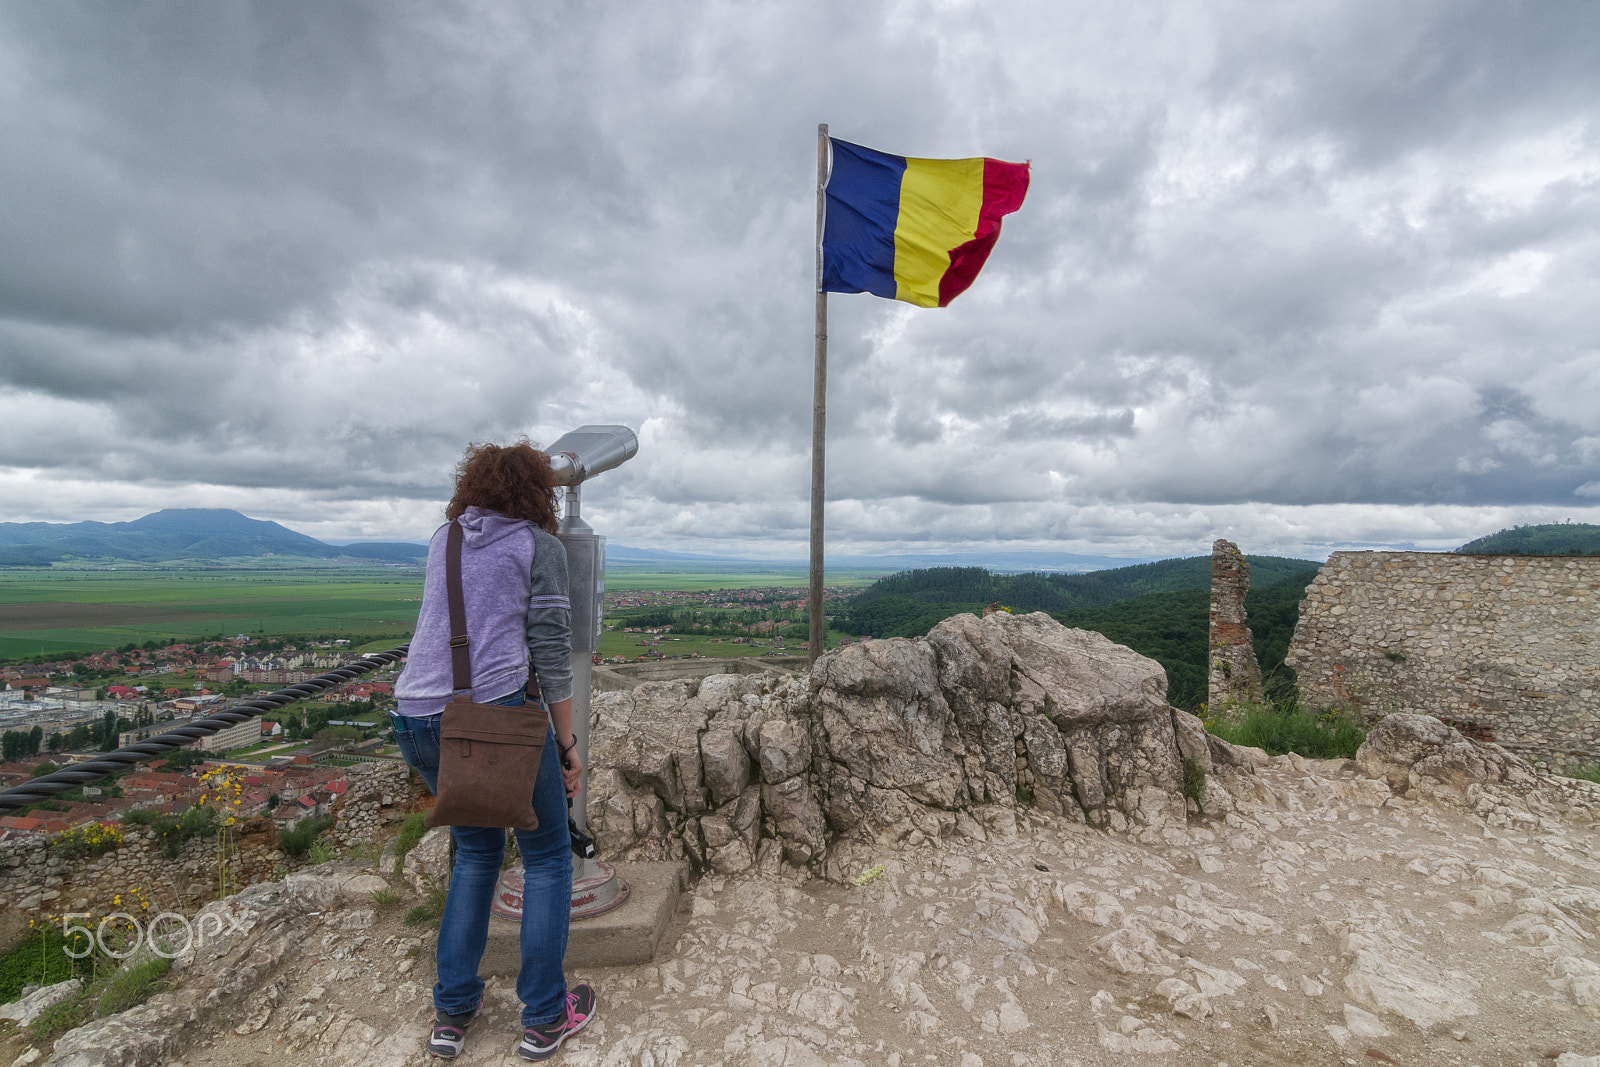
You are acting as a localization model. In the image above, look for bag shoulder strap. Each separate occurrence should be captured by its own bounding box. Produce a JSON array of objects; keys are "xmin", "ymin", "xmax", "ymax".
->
[{"xmin": 444, "ymin": 520, "xmax": 473, "ymax": 698}]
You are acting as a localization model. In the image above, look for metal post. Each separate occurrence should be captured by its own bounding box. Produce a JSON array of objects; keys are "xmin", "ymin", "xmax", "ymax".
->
[
  {"xmin": 556, "ymin": 483, "xmax": 628, "ymax": 918},
  {"xmin": 809, "ymin": 122, "xmax": 829, "ymax": 667}
]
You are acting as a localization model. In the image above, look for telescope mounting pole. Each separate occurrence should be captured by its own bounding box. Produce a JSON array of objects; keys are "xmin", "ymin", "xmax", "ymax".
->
[{"xmin": 809, "ymin": 122, "xmax": 829, "ymax": 668}]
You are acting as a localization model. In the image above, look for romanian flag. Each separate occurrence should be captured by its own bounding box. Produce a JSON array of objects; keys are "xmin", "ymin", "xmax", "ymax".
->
[{"xmin": 821, "ymin": 138, "xmax": 1030, "ymax": 308}]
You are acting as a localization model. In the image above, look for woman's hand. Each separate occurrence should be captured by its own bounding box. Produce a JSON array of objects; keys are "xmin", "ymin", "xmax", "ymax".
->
[{"xmin": 559, "ymin": 739, "xmax": 584, "ymax": 798}]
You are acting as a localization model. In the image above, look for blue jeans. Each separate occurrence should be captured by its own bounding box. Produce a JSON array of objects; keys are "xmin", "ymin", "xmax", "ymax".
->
[{"xmin": 391, "ymin": 693, "xmax": 572, "ymax": 1027}]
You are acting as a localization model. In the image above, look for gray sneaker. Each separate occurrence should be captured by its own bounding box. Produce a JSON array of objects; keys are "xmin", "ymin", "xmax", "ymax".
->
[
  {"xmin": 517, "ymin": 985, "xmax": 597, "ymax": 1060},
  {"xmin": 428, "ymin": 1004, "xmax": 479, "ymax": 1058}
]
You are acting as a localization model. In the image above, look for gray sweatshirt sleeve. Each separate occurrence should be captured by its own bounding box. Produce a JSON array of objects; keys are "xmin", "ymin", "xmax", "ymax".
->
[{"xmin": 526, "ymin": 529, "xmax": 574, "ymax": 703}]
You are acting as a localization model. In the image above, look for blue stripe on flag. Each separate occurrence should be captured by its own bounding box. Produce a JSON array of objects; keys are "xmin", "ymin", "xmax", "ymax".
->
[{"xmin": 821, "ymin": 139, "xmax": 905, "ymax": 300}]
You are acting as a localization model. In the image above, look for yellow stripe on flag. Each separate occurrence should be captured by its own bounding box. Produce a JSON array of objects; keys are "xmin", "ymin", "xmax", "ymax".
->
[{"xmin": 893, "ymin": 157, "xmax": 985, "ymax": 308}]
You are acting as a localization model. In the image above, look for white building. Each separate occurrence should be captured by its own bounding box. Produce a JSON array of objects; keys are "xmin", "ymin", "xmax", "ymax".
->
[{"xmin": 196, "ymin": 715, "xmax": 262, "ymax": 753}]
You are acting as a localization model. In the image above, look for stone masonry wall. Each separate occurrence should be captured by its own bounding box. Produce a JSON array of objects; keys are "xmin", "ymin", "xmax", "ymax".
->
[
  {"xmin": 1208, "ymin": 539, "xmax": 1264, "ymax": 710},
  {"xmin": 1285, "ymin": 551, "xmax": 1600, "ymax": 769}
]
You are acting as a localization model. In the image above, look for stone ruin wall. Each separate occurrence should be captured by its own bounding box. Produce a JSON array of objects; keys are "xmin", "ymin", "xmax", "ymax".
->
[
  {"xmin": 1208, "ymin": 539, "xmax": 1264, "ymax": 710},
  {"xmin": 1286, "ymin": 551, "xmax": 1600, "ymax": 769}
]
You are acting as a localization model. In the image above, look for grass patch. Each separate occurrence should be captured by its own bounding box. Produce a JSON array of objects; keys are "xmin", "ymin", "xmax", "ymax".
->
[
  {"xmin": 93, "ymin": 956, "xmax": 172, "ymax": 1017},
  {"xmin": 371, "ymin": 888, "xmax": 404, "ymax": 910},
  {"xmin": 1559, "ymin": 766, "xmax": 1600, "ymax": 785},
  {"xmin": 404, "ymin": 888, "xmax": 447, "ymax": 927},
  {"xmin": 26, "ymin": 956, "xmax": 172, "ymax": 1044},
  {"xmin": 27, "ymin": 991, "xmax": 93, "ymax": 1044},
  {"xmin": 1180, "ymin": 758, "xmax": 1207, "ymax": 811},
  {"xmin": 1205, "ymin": 699, "xmax": 1368, "ymax": 760},
  {"xmin": 392, "ymin": 812, "xmax": 429, "ymax": 876}
]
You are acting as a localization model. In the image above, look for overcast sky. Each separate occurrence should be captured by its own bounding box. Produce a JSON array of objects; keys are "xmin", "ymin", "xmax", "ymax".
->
[{"xmin": 2, "ymin": 1, "xmax": 1597, "ymax": 564}]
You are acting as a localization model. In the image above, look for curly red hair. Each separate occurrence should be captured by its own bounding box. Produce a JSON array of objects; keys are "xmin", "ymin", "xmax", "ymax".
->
[{"xmin": 445, "ymin": 440, "xmax": 561, "ymax": 534}]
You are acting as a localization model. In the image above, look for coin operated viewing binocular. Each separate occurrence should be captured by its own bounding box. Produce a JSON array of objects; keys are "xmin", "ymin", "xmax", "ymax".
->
[{"xmin": 544, "ymin": 425, "xmax": 638, "ymax": 488}]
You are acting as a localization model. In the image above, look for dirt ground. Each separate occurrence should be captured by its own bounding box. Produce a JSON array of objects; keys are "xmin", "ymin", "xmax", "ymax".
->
[{"xmin": 11, "ymin": 756, "xmax": 1600, "ymax": 1067}]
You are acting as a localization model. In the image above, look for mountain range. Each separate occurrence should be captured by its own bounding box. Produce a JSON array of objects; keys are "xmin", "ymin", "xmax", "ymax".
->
[
  {"xmin": 0, "ymin": 509, "xmax": 1159, "ymax": 572},
  {"xmin": 0, "ymin": 508, "xmax": 1585, "ymax": 570},
  {"xmin": 0, "ymin": 509, "xmax": 427, "ymax": 565}
]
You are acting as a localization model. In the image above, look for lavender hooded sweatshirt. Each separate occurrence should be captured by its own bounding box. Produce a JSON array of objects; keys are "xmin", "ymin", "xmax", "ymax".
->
[{"xmin": 394, "ymin": 506, "xmax": 572, "ymax": 717}]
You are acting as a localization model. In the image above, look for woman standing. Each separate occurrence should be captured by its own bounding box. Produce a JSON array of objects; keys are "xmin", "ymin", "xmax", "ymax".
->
[{"xmin": 392, "ymin": 441, "xmax": 597, "ymax": 1061}]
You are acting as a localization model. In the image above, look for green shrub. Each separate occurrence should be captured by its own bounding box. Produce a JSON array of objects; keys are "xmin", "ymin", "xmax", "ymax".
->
[
  {"xmin": 277, "ymin": 815, "xmax": 334, "ymax": 859},
  {"xmin": 0, "ymin": 926, "xmax": 95, "ymax": 1004},
  {"xmin": 146, "ymin": 804, "xmax": 219, "ymax": 859},
  {"xmin": 51, "ymin": 822, "xmax": 124, "ymax": 861},
  {"xmin": 1205, "ymin": 699, "xmax": 1368, "ymax": 760}
]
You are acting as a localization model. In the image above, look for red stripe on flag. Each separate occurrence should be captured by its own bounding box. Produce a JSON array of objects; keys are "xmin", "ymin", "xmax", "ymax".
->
[{"xmin": 937, "ymin": 158, "xmax": 1031, "ymax": 307}]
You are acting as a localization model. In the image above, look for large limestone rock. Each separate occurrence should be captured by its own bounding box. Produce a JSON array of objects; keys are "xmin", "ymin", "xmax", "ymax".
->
[
  {"xmin": 832, "ymin": 617, "xmax": 1196, "ymax": 831},
  {"xmin": 1356, "ymin": 713, "xmax": 1538, "ymax": 800},
  {"xmin": 587, "ymin": 612, "xmax": 1221, "ymax": 877},
  {"xmin": 587, "ymin": 674, "xmax": 796, "ymax": 866},
  {"xmin": 40, "ymin": 870, "xmax": 388, "ymax": 1067}
]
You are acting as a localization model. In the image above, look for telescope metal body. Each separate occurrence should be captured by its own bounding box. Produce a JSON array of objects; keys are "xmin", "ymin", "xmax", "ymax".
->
[
  {"xmin": 494, "ymin": 425, "xmax": 637, "ymax": 922},
  {"xmin": 544, "ymin": 425, "xmax": 637, "ymax": 487}
]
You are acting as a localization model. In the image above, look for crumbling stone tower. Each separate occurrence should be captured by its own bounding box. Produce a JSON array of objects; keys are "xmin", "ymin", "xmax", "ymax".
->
[{"xmin": 1209, "ymin": 539, "xmax": 1264, "ymax": 710}]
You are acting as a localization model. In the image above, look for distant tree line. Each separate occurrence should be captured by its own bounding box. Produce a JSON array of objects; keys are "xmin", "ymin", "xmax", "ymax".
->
[
  {"xmin": 1457, "ymin": 523, "xmax": 1600, "ymax": 556},
  {"xmin": 848, "ymin": 556, "xmax": 1320, "ymax": 617}
]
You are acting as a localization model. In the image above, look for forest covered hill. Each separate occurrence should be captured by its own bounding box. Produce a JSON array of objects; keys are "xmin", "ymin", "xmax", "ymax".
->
[
  {"xmin": 838, "ymin": 555, "xmax": 1323, "ymax": 711},
  {"xmin": 1457, "ymin": 522, "xmax": 1600, "ymax": 556}
]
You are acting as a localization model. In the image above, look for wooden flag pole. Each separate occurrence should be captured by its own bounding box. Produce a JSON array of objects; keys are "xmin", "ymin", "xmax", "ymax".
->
[{"xmin": 809, "ymin": 123, "xmax": 829, "ymax": 667}]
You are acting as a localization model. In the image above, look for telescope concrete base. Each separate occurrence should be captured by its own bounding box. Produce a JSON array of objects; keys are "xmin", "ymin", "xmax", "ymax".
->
[{"xmin": 479, "ymin": 860, "xmax": 688, "ymax": 974}]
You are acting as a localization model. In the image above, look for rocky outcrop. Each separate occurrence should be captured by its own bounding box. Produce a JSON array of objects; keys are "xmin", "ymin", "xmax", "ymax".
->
[
  {"xmin": 587, "ymin": 611, "xmax": 1259, "ymax": 879},
  {"xmin": 38, "ymin": 866, "xmax": 398, "ymax": 1067},
  {"xmin": 1355, "ymin": 713, "xmax": 1538, "ymax": 802},
  {"xmin": 1208, "ymin": 538, "xmax": 1264, "ymax": 709}
]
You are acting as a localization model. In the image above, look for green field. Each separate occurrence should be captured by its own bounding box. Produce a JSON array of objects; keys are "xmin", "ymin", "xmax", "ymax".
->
[
  {"xmin": 605, "ymin": 566, "xmax": 882, "ymax": 591},
  {"xmin": 0, "ymin": 568, "xmax": 425, "ymax": 658},
  {"xmin": 0, "ymin": 563, "xmax": 875, "ymax": 660},
  {"xmin": 599, "ymin": 630, "xmax": 846, "ymax": 660}
]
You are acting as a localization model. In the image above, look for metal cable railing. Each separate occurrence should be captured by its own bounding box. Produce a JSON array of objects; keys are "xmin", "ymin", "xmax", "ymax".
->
[{"xmin": 0, "ymin": 644, "xmax": 409, "ymax": 811}]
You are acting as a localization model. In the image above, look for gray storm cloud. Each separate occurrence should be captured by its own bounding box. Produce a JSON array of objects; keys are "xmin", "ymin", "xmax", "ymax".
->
[{"xmin": 1, "ymin": 0, "xmax": 1597, "ymax": 560}]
